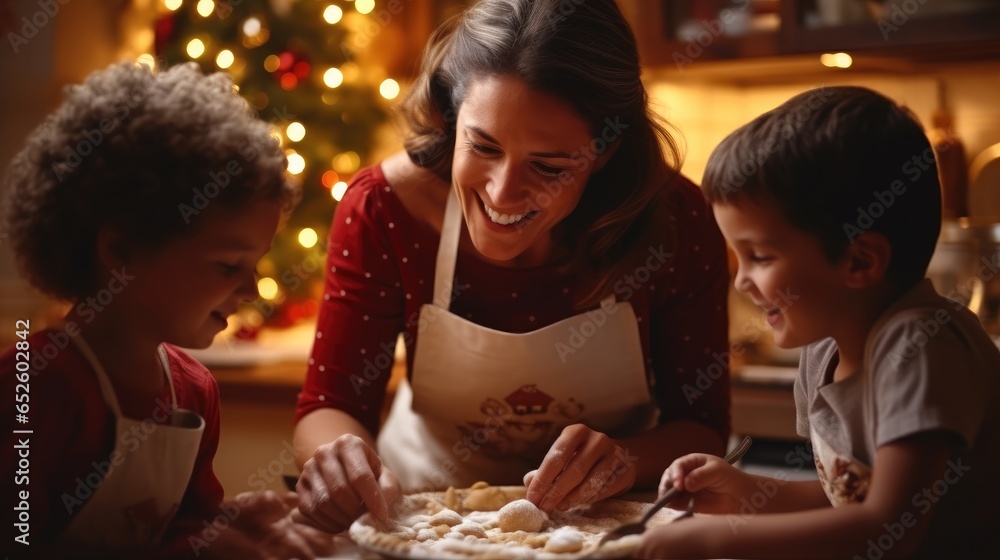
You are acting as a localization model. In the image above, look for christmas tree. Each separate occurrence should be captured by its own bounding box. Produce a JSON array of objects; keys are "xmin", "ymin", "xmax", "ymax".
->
[{"xmin": 154, "ymin": 0, "xmax": 398, "ymax": 330}]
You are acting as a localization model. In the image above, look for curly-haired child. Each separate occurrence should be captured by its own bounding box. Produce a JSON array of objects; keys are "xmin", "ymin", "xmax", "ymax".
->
[{"xmin": 1, "ymin": 61, "xmax": 332, "ymax": 559}]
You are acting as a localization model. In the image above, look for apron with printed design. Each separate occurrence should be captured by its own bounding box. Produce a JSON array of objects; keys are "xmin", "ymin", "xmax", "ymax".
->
[{"xmin": 378, "ymin": 190, "xmax": 656, "ymax": 492}]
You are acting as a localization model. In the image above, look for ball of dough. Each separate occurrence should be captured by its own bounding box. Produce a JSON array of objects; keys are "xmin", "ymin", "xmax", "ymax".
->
[
  {"xmin": 497, "ymin": 499, "xmax": 548, "ymax": 533},
  {"xmin": 429, "ymin": 508, "xmax": 464, "ymax": 527},
  {"xmin": 544, "ymin": 527, "xmax": 584, "ymax": 553}
]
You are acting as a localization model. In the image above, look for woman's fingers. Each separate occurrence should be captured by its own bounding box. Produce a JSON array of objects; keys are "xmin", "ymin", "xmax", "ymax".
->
[
  {"xmin": 527, "ymin": 425, "xmax": 633, "ymax": 513},
  {"xmin": 523, "ymin": 469, "xmax": 538, "ymax": 487},
  {"xmin": 526, "ymin": 425, "xmax": 590, "ymax": 510},
  {"xmin": 555, "ymin": 451, "xmax": 621, "ymax": 510},
  {"xmin": 296, "ymin": 434, "xmax": 383, "ymax": 533}
]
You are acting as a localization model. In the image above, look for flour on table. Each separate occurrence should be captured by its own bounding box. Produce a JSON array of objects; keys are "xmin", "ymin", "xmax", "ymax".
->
[{"xmin": 350, "ymin": 483, "xmax": 683, "ymax": 559}]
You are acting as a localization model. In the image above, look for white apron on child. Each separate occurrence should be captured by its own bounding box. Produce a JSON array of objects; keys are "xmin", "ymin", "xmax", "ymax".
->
[
  {"xmin": 59, "ymin": 335, "xmax": 204, "ymax": 547},
  {"xmin": 378, "ymin": 190, "xmax": 657, "ymax": 492}
]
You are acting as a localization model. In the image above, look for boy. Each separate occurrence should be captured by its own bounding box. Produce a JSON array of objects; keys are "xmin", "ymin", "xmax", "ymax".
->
[{"xmin": 638, "ymin": 86, "xmax": 1000, "ymax": 558}]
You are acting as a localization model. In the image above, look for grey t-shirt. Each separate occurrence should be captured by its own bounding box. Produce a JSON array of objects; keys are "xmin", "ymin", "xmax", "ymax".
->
[{"xmin": 795, "ymin": 279, "xmax": 1000, "ymax": 557}]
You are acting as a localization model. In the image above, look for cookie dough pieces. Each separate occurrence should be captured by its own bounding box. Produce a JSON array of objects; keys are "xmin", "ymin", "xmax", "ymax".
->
[{"xmin": 497, "ymin": 499, "xmax": 549, "ymax": 533}]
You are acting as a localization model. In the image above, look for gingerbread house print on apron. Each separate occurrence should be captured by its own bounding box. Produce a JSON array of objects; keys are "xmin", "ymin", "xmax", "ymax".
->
[{"xmin": 379, "ymin": 190, "xmax": 657, "ymax": 492}]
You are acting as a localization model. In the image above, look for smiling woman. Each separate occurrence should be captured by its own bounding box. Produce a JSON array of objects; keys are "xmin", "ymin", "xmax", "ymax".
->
[{"xmin": 292, "ymin": 0, "xmax": 734, "ymax": 536}]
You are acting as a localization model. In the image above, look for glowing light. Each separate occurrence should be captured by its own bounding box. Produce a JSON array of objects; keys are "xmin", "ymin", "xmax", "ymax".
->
[
  {"xmin": 186, "ymin": 38, "xmax": 206, "ymax": 59},
  {"xmin": 293, "ymin": 61, "xmax": 311, "ymax": 79},
  {"xmin": 356, "ymin": 0, "xmax": 375, "ymax": 15},
  {"xmin": 136, "ymin": 53, "xmax": 156, "ymax": 69},
  {"xmin": 379, "ymin": 78, "xmax": 400, "ymax": 100},
  {"xmin": 243, "ymin": 17, "xmax": 261, "ymax": 37},
  {"xmin": 250, "ymin": 91, "xmax": 269, "ymax": 109},
  {"xmin": 332, "ymin": 181, "xmax": 349, "ymax": 201},
  {"xmin": 332, "ymin": 151, "xmax": 360, "ymax": 174},
  {"xmin": 298, "ymin": 228, "xmax": 319, "ymax": 248},
  {"xmin": 257, "ymin": 277, "xmax": 279, "ymax": 300},
  {"xmin": 323, "ymin": 67, "xmax": 344, "ymax": 88},
  {"xmin": 286, "ymin": 122, "xmax": 306, "ymax": 142},
  {"xmin": 164, "ymin": 0, "xmax": 183, "ymax": 12},
  {"xmin": 280, "ymin": 73, "xmax": 299, "ymax": 90},
  {"xmin": 216, "ymin": 49, "xmax": 235, "ymax": 69},
  {"xmin": 263, "ymin": 54, "xmax": 280, "ymax": 72},
  {"xmin": 196, "ymin": 0, "xmax": 214, "ymax": 18},
  {"xmin": 820, "ymin": 52, "xmax": 853, "ymax": 69},
  {"xmin": 286, "ymin": 152, "xmax": 306, "ymax": 175},
  {"xmin": 323, "ymin": 5, "xmax": 343, "ymax": 24},
  {"xmin": 321, "ymin": 170, "xmax": 339, "ymax": 188}
]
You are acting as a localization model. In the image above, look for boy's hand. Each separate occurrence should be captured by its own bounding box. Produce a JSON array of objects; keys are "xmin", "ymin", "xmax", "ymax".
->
[
  {"xmin": 659, "ymin": 453, "xmax": 751, "ymax": 514},
  {"xmin": 202, "ymin": 491, "xmax": 336, "ymax": 560},
  {"xmin": 635, "ymin": 518, "xmax": 710, "ymax": 559},
  {"xmin": 295, "ymin": 433, "xmax": 402, "ymax": 533}
]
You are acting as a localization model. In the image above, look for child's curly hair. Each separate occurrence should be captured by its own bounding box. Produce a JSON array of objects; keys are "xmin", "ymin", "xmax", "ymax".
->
[{"xmin": 2, "ymin": 61, "xmax": 298, "ymax": 302}]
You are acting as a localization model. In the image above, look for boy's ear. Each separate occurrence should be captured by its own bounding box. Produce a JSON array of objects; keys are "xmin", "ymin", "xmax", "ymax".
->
[
  {"xmin": 95, "ymin": 226, "xmax": 131, "ymax": 270},
  {"xmin": 842, "ymin": 232, "xmax": 891, "ymax": 288}
]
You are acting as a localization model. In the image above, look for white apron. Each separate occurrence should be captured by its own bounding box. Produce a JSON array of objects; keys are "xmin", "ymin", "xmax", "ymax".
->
[
  {"xmin": 379, "ymin": 190, "xmax": 656, "ymax": 492},
  {"xmin": 60, "ymin": 335, "xmax": 205, "ymax": 547}
]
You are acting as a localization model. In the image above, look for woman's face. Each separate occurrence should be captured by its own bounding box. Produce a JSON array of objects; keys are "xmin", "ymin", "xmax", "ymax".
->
[{"xmin": 452, "ymin": 75, "xmax": 603, "ymax": 268}]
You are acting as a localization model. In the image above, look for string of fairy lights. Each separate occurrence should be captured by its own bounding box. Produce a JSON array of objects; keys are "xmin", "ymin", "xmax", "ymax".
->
[{"xmin": 138, "ymin": 0, "xmax": 405, "ymax": 327}]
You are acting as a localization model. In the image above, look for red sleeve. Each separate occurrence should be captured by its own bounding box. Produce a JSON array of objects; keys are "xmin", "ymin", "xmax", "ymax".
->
[
  {"xmin": 295, "ymin": 166, "xmax": 406, "ymax": 435},
  {"xmin": 1, "ymin": 330, "xmax": 115, "ymax": 544},
  {"xmin": 162, "ymin": 346, "xmax": 224, "ymax": 529},
  {"xmin": 649, "ymin": 177, "xmax": 732, "ymax": 440}
]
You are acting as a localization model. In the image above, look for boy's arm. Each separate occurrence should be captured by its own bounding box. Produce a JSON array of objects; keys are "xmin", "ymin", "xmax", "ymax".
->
[
  {"xmin": 639, "ymin": 431, "xmax": 952, "ymax": 559},
  {"xmin": 741, "ymin": 476, "xmax": 830, "ymax": 513}
]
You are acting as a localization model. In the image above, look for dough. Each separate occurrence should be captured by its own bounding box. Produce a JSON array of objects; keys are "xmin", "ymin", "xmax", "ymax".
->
[
  {"xmin": 497, "ymin": 499, "xmax": 548, "ymax": 533},
  {"xmin": 544, "ymin": 527, "xmax": 585, "ymax": 553}
]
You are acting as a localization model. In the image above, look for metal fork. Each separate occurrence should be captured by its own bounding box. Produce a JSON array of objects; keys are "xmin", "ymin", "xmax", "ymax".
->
[{"xmin": 596, "ymin": 436, "xmax": 753, "ymax": 546}]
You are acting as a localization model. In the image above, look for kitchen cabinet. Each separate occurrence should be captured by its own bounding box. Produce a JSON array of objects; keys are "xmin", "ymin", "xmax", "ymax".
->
[{"xmin": 623, "ymin": 1, "xmax": 1000, "ymax": 76}]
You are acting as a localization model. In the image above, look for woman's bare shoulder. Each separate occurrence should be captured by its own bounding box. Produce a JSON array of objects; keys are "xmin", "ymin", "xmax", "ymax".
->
[{"xmin": 381, "ymin": 151, "xmax": 449, "ymax": 233}]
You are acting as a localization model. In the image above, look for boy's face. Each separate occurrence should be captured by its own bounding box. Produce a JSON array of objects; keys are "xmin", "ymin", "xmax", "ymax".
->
[
  {"xmin": 713, "ymin": 197, "xmax": 847, "ymax": 349},
  {"xmin": 122, "ymin": 198, "xmax": 282, "ymax": 349}
]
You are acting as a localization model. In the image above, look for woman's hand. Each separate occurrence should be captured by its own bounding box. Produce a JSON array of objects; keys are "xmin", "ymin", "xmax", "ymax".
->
[
  {"xmin": 524, "ymin": 424, "xmax": 636, "ymax": 513},
  {"xmin": 658, "ymin": 453, "xmax": 753, "ymax": 514},
  {"xmin": 294, "ymin": 433, "xmax": 401, "ymax": 533}
]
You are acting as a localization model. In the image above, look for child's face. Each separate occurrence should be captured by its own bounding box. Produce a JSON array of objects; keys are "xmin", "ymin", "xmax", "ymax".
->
[
  {"xmin": 121, "ymin": 198, "xmax": 282, "ymax": 349},
  {"xmin": 713, "ymin": 197, "xmax": 846, "ymax": 349}
]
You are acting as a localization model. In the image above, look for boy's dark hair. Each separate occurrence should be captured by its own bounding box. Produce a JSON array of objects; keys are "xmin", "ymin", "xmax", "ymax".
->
[
  {"xmin": 1, "ymin": 61, "xmax": 298, "ymax": 302},
  {"xmin": 703, "ymin": 86, "xmax": 941, "ymax": 289}
]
